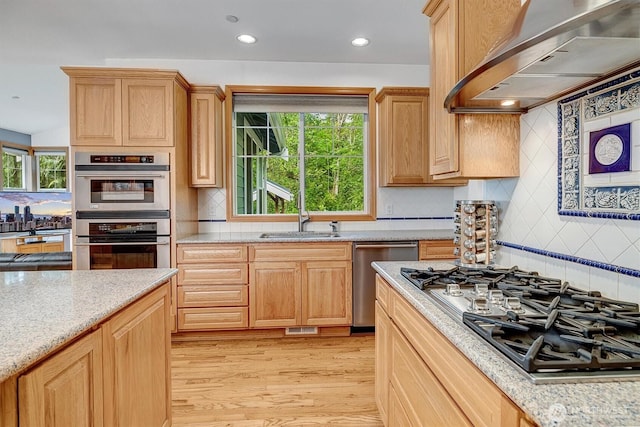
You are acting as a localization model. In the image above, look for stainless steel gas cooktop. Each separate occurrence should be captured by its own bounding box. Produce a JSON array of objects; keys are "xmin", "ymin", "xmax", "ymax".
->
[{"xmin": 401, "ymin": 265, "xmax": 640, "ymax": 384}]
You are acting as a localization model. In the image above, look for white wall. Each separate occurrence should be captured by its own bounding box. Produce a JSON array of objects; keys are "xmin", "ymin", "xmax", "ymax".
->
[
  {"xmin": 106, "ymin": 58, "xmax": 456, "ymax": 233},
  {"xmin": 30, "ymin": 126, "xmax": 69, "ymax": 147}
]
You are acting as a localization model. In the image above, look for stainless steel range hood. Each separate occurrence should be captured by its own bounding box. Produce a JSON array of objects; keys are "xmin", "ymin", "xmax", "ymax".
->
[{"xmin": 445, "ymin": 0, "xmax": 640, "ymax": 114}]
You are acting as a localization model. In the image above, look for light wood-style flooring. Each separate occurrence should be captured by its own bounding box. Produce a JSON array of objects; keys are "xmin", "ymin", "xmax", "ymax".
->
[{"xmin": 171, "ymin": 335, "xmax": 383, "ymax": 426}]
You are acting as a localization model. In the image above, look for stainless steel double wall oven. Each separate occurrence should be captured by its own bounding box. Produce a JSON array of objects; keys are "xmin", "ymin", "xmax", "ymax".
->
[{"xmin": 74, "ymin": 152, "xmax": 171, "ymax": 270}]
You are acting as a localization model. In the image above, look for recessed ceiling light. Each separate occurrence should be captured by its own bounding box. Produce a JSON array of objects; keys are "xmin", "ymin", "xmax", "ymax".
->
[
  {"xmin": 237, "ymin": 34, "xmax": 257, "ymax": 44},
  {"xmin": 226, "ymin": 15, "xmax": 239, "ymax": 23},
  {"xmin": 351, "ymin": 37, "xmax": 370, "ymax": 47},
  {"xmin": 501, "ymin": 99, "xmax": 516, "ymax": 106}
]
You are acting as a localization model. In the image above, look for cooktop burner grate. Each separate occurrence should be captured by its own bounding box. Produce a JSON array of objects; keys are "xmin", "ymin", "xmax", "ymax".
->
[{"xmin": 400, "ymin": 265, "xmax": 640, "ymax": 377}]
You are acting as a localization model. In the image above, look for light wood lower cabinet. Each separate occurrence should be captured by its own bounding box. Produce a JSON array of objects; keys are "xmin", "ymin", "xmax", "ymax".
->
[
  {"xmin": 13, "ymin": 283, "xmax": 170, "ymax": 427},
  {"xmin": 249, "ymin": 243, "xmax": 352, "ymax": 329},
  {"xmin": 102, "ymin": 285, "xmax": 171, "ymax": 427},
  {"xmin": 176, "ymin": 244, "xmax": 249, "ymax": 331},
  {"xmin": 419, "ymin": 239, "xmax": 455, "ymax": 260},
  {"xmin": 18, "ymin": 330, "xmax": 103, "ymax": 427},
  {"xmin": 375, "ymin": 274, "xmax": 535, "ymax": 427}
]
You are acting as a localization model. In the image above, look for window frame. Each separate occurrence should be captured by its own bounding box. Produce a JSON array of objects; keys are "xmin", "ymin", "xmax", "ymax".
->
[
  {"xmin": 1, "ymin": 143, "xmax": 30, "ymax": 191},
  {"xmin": 34, "ymin": 148, "xmax": 69, "ymax": 192},
  {"xmin": 0, "ymin": 142, "xmax": 69, "ymax": 192},
  {"xmin": 225, "ymin": 85, "xmax": 377, "ymax": 222}
]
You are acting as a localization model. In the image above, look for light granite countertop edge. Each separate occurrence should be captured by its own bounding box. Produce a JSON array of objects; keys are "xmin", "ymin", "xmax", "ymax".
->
[{"xmin": 0, "ymin": 268, "xmax": 177, "ymax": 383}]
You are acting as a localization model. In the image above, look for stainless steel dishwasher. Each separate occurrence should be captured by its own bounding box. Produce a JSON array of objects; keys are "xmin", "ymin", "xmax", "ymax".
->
[{"xmin": 352, "ymin": 241, "xmax": 418, "ymax": 330}]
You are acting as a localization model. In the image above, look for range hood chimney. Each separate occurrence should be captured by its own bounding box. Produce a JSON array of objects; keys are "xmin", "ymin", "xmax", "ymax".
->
[{"xmin": 446, "ymin": 0, "xmax": 640, "ymax": 114}]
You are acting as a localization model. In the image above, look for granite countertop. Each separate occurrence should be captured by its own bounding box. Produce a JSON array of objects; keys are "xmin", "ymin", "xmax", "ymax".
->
[
  {"xmin": 372, "ymin": 261, "xmax": 640, "ymax": 427},
  {"xmin": 177, "ymin": 229, "xmax": 453, "ymax": 244},
  {"xmin": 0, "ymin": 268, "xmax": 177, "ymax": 383}
]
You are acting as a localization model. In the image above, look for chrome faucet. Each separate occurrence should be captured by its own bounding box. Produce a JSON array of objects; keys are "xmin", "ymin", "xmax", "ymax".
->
[{"xmin": 297, "ymin": 195, "xmax": 310, "ymax": 232}]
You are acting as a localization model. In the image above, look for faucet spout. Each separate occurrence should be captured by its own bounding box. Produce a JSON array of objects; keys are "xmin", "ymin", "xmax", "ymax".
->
[
  {"xmin": 297, "ymin": 193, "xmax": 310, "ymax": 232},
  {"xmin": 298, "ymin": 211, "xmax": 310, "ymax": 232}
]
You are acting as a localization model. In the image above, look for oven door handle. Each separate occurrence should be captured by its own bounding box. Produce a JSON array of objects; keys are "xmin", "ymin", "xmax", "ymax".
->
[
  {"xmin": 75, "ymin": 241, "xmax": 170, "ymax": 246},
  {"xmin": 75, "ymin": 173, "xmax": 166, "ymax": 179}
]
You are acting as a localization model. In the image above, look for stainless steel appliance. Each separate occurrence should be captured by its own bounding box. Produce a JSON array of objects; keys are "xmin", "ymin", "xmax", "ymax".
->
[
  {"xmin": 401, "ymin": 266, "xmax": 640, "ymax": 383},
  {"xmin": 75, "ymin": 211, "xmax": 170, "ymax": 270},
  {"xmin": 353, "ymin": 241, "xmax": 418, "ymax": 329},
  {"xmin": 74, "ymin": 152, "xmax": 170, "ymax": 211}
]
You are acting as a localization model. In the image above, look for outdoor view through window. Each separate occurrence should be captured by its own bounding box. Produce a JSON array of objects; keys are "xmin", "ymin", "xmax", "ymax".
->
[{"xmin": 231, "ymin": 90, "xmax": 373, "ymax": 218}]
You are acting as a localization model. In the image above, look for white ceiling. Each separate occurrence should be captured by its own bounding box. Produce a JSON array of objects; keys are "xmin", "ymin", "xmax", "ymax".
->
[{"xmin": 0, "ymin": 0, "xmax": 430, "ymax": 136}]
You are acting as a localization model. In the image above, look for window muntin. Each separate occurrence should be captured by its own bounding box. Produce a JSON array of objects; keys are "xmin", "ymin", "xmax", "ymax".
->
[{"xmin": 229, "ymin": 89, "xmax": 374, "ymax": 220}]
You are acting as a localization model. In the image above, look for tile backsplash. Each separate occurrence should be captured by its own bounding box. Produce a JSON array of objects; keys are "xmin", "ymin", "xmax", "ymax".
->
[
  {"xmin": 485, "ymin": 98, "xmax": 640, "ymax": 303},
  {"xmin": 197, "ymin": 186, "xmax": 455, "ymax": 233}
]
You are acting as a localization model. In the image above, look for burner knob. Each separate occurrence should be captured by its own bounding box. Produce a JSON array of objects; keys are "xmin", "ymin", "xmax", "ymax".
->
[
  {"xmin": 474, "ymin": 283, "xmax": 489, "ymax": 297},
  {"xmin": 470, "ymin": 298, "xmax": 490, "ymax": 313}
]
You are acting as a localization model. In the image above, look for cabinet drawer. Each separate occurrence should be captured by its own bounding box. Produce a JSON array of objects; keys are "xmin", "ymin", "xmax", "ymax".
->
[
  {"xmin": 178, "ymin": 307, "xmax": 248, "ymax": 330},
  {"xmin": 177, "ymin": 244, "xmax": 248, "ymax": 263},
  {"xmin": 178, "ymin": 264, "xmax": 248, "ymax": 285},
  {"xmin": 250, "ymin": 242, "xmax": 351, "ymax": 262},
  {"xmin": 419, "ymin": 240, "xmax": 455, "ymax": 260},
  {"xmin": 376, "ymin": 274, "xmax": 391, "ymax": 313},
  {"xmin": 178, "ymin": 285, "xmax": 248, "ymax": 307},
  {"xmin": 390, "ymin": 286, "xmax": 520, "ymax": 427},
  {"xmin": 391, "ymin": 323, "xmax": 471, "ymax": 426}
]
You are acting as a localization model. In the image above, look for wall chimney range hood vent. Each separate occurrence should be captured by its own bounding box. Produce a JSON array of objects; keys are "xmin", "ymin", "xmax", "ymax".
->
[{"xmin": 446, "ymin": 0, "xmax": 640, "ymax": 114}]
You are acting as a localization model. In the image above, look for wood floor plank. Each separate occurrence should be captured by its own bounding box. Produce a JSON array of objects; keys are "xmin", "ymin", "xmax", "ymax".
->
[{"xmin": 171, "ymin": 335, "xmax": 383, "ymax": 426}]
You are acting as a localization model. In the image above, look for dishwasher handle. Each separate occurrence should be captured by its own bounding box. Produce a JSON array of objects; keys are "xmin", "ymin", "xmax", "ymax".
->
[{"xmin": 354, "ymin": 242, "xmax": 418, "ymax": 250}]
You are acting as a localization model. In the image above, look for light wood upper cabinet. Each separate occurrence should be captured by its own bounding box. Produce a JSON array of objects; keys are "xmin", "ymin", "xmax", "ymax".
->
[
  {"xmin": 189, "ymin": 85, "xmax": 225, "ymax": 187},
  {"xmin": 423, "ymin": 0, "xmax": 521, "ymax": 180},
  {"xmin": 376, "ymin": 87, "xmax": 465, "ymax": 186},
  {"xmin": 63, "ymin": 67, "xmax": 189, "ymax": 147},
  {"xmin": 18, "ymin": 330, "xmax": 103, "ymax": 427}
]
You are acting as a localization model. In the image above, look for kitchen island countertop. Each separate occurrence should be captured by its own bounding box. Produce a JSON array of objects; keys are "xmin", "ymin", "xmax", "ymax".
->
[
  {"xmin": 0, "ymin": 268, "xmax": 177, "ymax": 382},
  {"xmin": 177, "ymin": 229, "xmax": 452, "ymax": 244},
  {"xmin": 373, "ymin": 261, "xmax": 640, "ymax": 427}
]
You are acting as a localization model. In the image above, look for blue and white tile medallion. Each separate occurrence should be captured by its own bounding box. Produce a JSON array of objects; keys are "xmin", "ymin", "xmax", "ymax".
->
[{"xmin": 558, "ymin": 69, "xmax": 640, "ymax": 220}]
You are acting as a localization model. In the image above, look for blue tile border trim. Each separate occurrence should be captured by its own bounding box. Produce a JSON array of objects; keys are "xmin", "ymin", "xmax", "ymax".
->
[
  {"xmin": 198, "ymin": 216, "xmax": 455, "ymax": 222},
  {"xmin": 498, "ymin": 240, "xmax": 640, "ymax": 278},
  {"xmin": 375, "ymin": 216, "xmax": 453, "ymax": 221}
]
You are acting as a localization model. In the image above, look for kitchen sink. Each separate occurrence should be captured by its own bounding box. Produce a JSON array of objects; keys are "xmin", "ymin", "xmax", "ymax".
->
[{"xmin": 259, "ymin": 231, "xmax": 340, "ymax": 239}]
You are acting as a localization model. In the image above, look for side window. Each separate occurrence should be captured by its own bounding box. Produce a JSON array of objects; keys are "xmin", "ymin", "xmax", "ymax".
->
[
  {"xmin": 36, "ymin": 151, "xmax": 68, "ymax": 191},
  {"xmin": 2, "ymin": 146, "xmax": 28, "ymax": 191}
]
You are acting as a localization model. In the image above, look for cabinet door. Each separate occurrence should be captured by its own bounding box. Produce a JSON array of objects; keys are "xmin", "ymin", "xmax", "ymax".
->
[
  {"xmin": 190, "ymin": 87, "xmax": 224, "ymax": 187},
  {"xmin": 69, "ymin": 77, "xmax": 122, "ymax": 146},
  {"xmin": 419, "ymin": 240, "xmax": 456, "ymax": 260},
  {"xmin": 428, "ymin": 0, "xmax": 459, "ymax": 176},
  {"xmin": 380, "ymin": 94, "xmax": 430, "ymax": 186},
  {"xmin": 18, "ymin": 330, "xmax": 103, "ymax": 427},
  {"xmin": 388, "ymin": 384, "xmax": 412, "ymax": 427},
  {"xmin": 250, "ymin": 262, "xmax": 301, "ymax": 328},
  {"xmin": 301, "ymin": 260, "xmax": 352, "ymax": 326},
  {"xmin": 122, "ymin": 79, "xmax": 173, "ymax": 147},
  {"xmin": 391, "ymin": 323, "xmax": 472, "ymax": 426},
  {"xmin": 375, "ymin": 301, "xmax": 391, "ymax": 426},
  {"xmin": 102, "ymin": 284, "xmax": 171, "ymax": 427}
]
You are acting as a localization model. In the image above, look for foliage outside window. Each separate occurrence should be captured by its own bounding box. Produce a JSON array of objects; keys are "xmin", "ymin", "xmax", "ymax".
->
[
  {"xmin": 36, "ymin": 152, "xmax": 67, "ymax": 191},
  {"xmin": 228, "ymin": 87, "xmax": 376, "ymax": 221},
  {"xmin": 2, "ymin": 147, "xmax": 28, "ymax": 190},
  {"xmin": 1, "ymin": 144, "xmax": 68, "ymax": 192}
]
